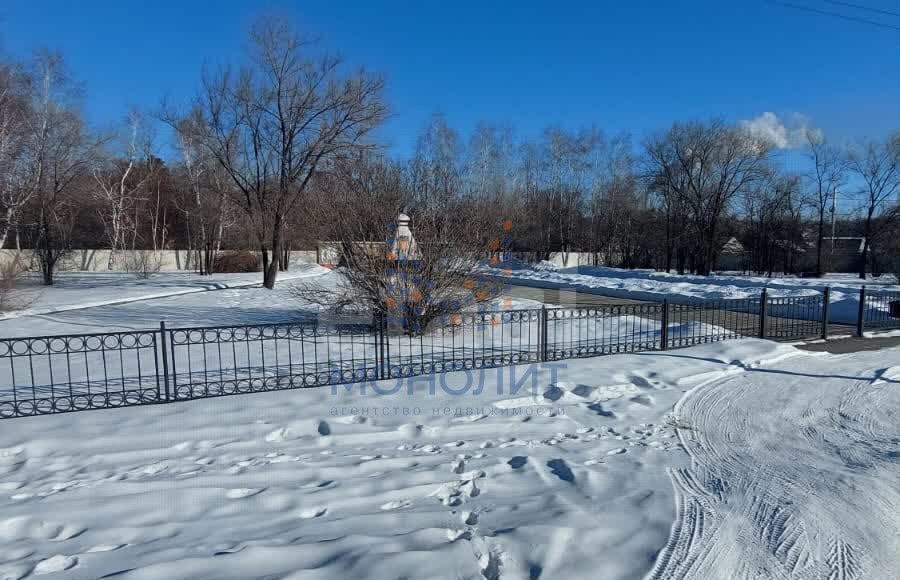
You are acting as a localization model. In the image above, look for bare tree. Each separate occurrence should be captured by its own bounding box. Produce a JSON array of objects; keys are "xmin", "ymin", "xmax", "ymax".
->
[
  {"xmin": 644, "ymin": 120, "xmax": 772, "ymax": 275},
  {"xmin": 410, "ymin": 113, "xmax": 463, "ymax": 213},
  {"xmin": 187, "ymin": 18, "xmax": 386, "ymax": 288},
  {"xmin": 0, "ymin": 61, "xmax": 31, "ymax": 251},
  {"xmin": 803, "ymin": 129, "xmax": 845, "ymax": 276},
  {"xmin": 742, "ymin": 174, "xmax": 804, "ymax": 275},
  {"xmin": 297, "ymin": 153, "xmax": 503, "ymax": 333},
  {"xmin": 22, "ymin": 51, "xmax": 99, "ymax": 285},
  {"xmin": 91, "ymin": 111, "xmax": 152, "ymax": 268},
  {"xmin": 166, "ymin": 111, "xmax": 236, "ymax": 275},
  {"xmin": 846, "ymin": 133, "xmax": 900, "ymax": 279}
]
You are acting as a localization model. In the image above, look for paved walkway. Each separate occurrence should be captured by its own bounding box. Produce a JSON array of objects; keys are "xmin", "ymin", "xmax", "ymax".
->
[
  {"xmin": 797, "ymin": 334, "xmax": 900, "ymax": 354},
  {"xmin": 501, "ymin": 283, "xmax": 868, "ymax": 346},
  {"xmin": 502, "ymin": 283, "xmax": 648, "ymax": 306}
]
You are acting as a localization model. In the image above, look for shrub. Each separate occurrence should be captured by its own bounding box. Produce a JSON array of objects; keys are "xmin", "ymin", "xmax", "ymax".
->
[
  {"xmin": 122, "ymin": 251, "xmax": 163, "ymax": 279},
  {"xmin": 212, "ymin": 251, "xmax": 260, "ymax": 273},
  {"xmin": 0, "ymin": 254, "xmax": 31, "ymax": 313}
]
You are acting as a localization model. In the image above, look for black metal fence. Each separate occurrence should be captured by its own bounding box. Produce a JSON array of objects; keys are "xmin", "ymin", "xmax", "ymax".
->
[
  {"xmin": 860, "ymin": 287, "xmax": 900, "ymax": 332},
  {"xmin": 2, "ymin": 287, "xmax": 898, "ymax": 420}
]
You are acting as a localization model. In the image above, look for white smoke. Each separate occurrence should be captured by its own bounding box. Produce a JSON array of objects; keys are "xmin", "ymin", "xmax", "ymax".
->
[{"xmin": 739, "ymin": 112, "xmax": 819, "ymax": 149}]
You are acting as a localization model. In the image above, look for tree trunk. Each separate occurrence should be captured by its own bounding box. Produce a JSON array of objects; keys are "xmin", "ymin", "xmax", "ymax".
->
[
  {"xmin": 263, "ymin": 223, "xmax": 282, "ymax": 289},
  {"xmin": 261, "ymin": 246, "xmax": 270, "ymax": 283},
  {"xmin": 815, "ymin": 209, "xmax": 825, "ymax": 277},
  {"xmin": 860, "ymin": 215, "xmax": 872, "ymax": 279}
]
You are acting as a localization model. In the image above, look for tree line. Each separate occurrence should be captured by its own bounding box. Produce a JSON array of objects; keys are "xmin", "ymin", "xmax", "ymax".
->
[{"xmin": 1, "ymin": 17, "xmax": 898, "ymax": 288}]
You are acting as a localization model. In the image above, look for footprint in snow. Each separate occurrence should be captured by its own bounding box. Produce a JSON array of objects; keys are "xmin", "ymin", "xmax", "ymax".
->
[
  {"xmin": 380, "ymin": 499, "xmax": 412, "ymax": 510},
  {"xmin": 546, "ymin": 459, "xmax": 574, "ymax": 483},
  {"xmin": 587, "ymin": 402, "xmax": 615, "ymax": 417},
  {"xmin": 446, "ymin": 528, "xmax": 472, "ymax": 542},
  {"xmin": 33, "ymin": 555, "xmax": 77, "ymax": 575},
  {"xmin": 299, "ymin": 507, "xmax": 327, "ymax": 519},
  {"xmin": 226, "ymin": 488, "xmax": 265, "ymax": 499},
  {"xmin": 508, "ymin": 456, "xmax": 528, "ymax": 469},
  {"xmin": 84, "ymin": 544, "xmax": 127, "ymax": 553},
  {"xmin": 0, "ymin": 563, "xmax": 32, "ymax": 580},
  {"xmin": 629, "ymin": 394, "xmax": 654, "ymax": 406}
]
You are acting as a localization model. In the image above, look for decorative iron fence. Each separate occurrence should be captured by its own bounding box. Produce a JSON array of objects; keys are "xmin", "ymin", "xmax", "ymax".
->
[
  {"xmin": 1, "ymin": 287, "xmax": 896, "ymax": 420},
  {"xmin": 860, "ymin": 288, "xmax": 900, "ymax": 331}
]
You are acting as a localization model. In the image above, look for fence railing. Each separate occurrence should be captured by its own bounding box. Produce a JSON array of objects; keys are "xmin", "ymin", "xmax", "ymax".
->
[
  {"xmin": 861, "ymin": 287, "xmax": 900, "ymax": 332},
  {"xmin": 2, "ymin": 287, "xmax": 898, "ymax": 420}
]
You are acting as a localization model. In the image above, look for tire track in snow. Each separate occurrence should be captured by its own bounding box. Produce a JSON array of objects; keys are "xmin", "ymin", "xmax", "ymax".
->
[{"xmin": 647, "ymin": 352, "xmax": 900, "ymax": 580}]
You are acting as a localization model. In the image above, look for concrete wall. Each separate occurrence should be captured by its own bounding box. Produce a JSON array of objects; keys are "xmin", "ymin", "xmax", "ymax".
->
[{"xmin": 0, "ymin": 249, "xmax": 319, "ymax": 272}]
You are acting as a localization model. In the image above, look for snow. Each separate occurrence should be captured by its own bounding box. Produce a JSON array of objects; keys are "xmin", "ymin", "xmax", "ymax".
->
[
  {"xmin": 650, "ymin": 346, "xmax": 900, "ymax": 579},
  {"xmin": 486, "ymin": 264, "xmax": 900, "ymax": 325},
  {"xmin": 8, "ymin": 337, "xmax": 895, "ymax": 579},
  {"xmin": 0, "ymin": 269, "xmax": 544, "ymax": 338},
  {"xmin": 2, "ymin": 264, "xmax": 330, "ymax": 322},
  {"xmin": 2, "ymin": 266, "xmax": 899, "ymax": 579},
  {"xmin": 0, "ymin": 339, "xmax": 798, "ymax": 580}
]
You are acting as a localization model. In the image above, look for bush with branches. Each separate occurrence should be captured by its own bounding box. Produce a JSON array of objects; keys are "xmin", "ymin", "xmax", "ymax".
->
[
  {"xmin": 212, "ymin": 250, "xmax": 261, "ymax": 273},
  {"xmin": 294, "ymin": 155, "xmax": 507, "ymax": 334}
]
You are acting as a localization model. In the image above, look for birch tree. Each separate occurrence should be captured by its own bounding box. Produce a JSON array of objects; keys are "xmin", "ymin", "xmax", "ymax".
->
[
  {"xmin": 92, "ymin": 111, "xmax": 150, "ymax": 268},
  {"xmin": 22, "ymin": 51, "xmax": 99, "ymax": 285},
  {"xmin": 0, "ymin": 62, "xmax": 31, "ymax": 250}
]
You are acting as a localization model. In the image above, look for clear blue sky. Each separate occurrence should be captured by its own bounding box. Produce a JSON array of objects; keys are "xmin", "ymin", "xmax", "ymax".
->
[{"xmin": 1, "ymin": 0, "xmax": 898, "ymax": 160}]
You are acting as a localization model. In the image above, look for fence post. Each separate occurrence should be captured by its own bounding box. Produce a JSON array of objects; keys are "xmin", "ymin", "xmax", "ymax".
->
[
  {"xmin": 857, "ymin": 285, "xmax": 866, "ymax": 337},
  {"xmin": 759, "ymin": 288, "xmax": 768, "ymax": 339},
  {"xmin": 660, "ymin": 300, "xmax": 669, "ymax": 351},
  {"xmin": 539, "ymin": 305, "xmax": 549, "ymax": 362},
  {"xmin": 821, "ymin": 287, "xmax": 830, "ymax": 340},
  {"xmin": 159, "ymin": 321, "xmax": 171, "ymax": 402},
  {"xmin": 378, "ymin": 312, "xmax": 387, "ymax": 380},
  {"xmin": 373, "ymin": 312, "xmax": 381, "ymax": 381}
]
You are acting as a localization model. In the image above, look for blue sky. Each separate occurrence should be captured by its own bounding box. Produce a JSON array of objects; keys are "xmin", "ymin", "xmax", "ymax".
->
[{"xmin": 1, "ymin": 0, "xmax": 898, "ymax": 161}]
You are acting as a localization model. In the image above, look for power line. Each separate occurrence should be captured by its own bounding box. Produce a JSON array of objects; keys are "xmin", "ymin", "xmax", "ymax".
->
[
  {"xmin": 766, "ymin": 0, "xmax": 900, "ymax": 31},
  {"xmin": 823, "ymin": 0, "xmax": 900, "ymax": 19}
]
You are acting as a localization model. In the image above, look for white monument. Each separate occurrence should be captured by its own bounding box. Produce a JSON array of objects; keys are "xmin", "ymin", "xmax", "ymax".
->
[{"xmin": 390, "ymin": 213, "xmax": 420, "ymax": 262}]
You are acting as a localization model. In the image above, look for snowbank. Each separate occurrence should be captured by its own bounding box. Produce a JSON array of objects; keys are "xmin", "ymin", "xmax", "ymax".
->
[{"xmin": 486, "ymin": 264, "xmax": 900, "ymax": 325}]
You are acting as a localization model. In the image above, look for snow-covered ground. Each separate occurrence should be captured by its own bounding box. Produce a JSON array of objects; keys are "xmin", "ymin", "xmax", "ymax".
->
[
  {"xmin": 486, "ymin": 264, "xmax": 900, "ymax": 325},
  {"xmin": 0, "ymin": 269, "xmax": 544, "ymax": 338},
  {"xmin": 2, "ymin": 265, "xmax": 331, "ymax": 322},
  {"xmin": 650, "ymin": 345, "xmax": 900, "ymax": 580},
  {"xmin": 1, "ymin": 340, "xmax": 897, "ymax": 579}
]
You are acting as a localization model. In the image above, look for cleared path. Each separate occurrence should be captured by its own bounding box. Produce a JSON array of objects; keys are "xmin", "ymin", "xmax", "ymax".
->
[{"xmin": 648, "ymin": 347, "xmax": 900, "ymax": 580}]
